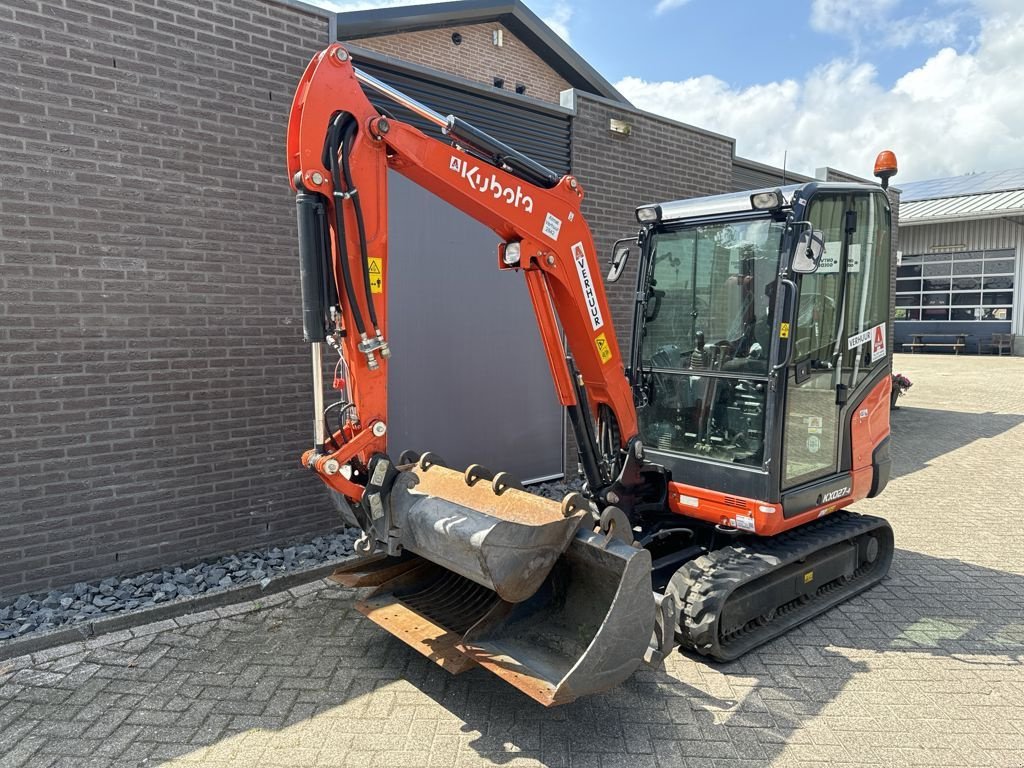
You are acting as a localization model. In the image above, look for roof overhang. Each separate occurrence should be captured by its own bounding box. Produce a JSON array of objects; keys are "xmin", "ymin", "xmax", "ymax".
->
[
  {"xmin": 899, "ymin": 189, "xmax": 1024, "ymax": 226},
  {"xmin": 900, "ymin": 210, "xmax": 1024, "ymax": 226},
  {"xmin": 334, "ymin": 0, "xmax": 629, "ymax": 104}
]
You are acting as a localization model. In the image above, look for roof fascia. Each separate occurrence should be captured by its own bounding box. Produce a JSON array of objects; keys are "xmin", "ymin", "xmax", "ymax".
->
[
  {"xmin": 335, "ymin": 0, "xmax": 629, "ymax": 104},
  {"xmin": 345, "ymin": 43, "xmax": 574, "ymax": 116}
]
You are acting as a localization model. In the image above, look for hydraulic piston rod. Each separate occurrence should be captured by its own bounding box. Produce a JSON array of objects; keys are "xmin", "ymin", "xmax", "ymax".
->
[
  {"xmin": 353, "ymin": 67, "xmax": 560, "ymax": 189},
  {"xmin": 353, "ymin": 67, "xmax": 448, "ymax": 129},
  {"xmin": 311, "ymin": 342, "xmax": 326, "ymax": 453}
]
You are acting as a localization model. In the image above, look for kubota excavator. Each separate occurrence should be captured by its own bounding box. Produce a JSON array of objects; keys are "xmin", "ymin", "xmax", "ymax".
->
[{"xmin": 286, "ymin": 43, "xmax": 898, "ymax": 706}]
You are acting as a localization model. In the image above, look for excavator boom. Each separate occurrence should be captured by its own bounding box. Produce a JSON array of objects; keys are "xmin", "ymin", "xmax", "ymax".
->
[
  {"xmin": 286, "ymin": 44, "xmax": 654, "ymax": 705},
  {"xmin": 287, "ymin": 44, "xmax": 637, "ymax": 500}
]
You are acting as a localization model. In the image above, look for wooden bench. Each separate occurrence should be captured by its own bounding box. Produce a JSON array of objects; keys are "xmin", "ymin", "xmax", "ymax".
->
[{"xmin": 901, "ymin": 333, "xmax": 968, "ymax": 355}]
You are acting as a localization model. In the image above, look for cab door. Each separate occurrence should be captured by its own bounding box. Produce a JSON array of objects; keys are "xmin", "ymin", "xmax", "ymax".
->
[
  {"xmin": 781, "ymin": 193, "xmax": 852, "ymax": 489},
  {"xmin": 780, "ymin": 191, "xmax": 892, "ymax": 493}
]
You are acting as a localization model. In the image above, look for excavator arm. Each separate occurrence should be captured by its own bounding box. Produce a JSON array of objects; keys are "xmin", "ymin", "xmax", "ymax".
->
[
  {"xmin": 287, "ymin": 43, "xmax": 637, "ymax": 502},
  {"xmin": 285, "ymin": 44, "xmax": 657, "ymax": 707}
]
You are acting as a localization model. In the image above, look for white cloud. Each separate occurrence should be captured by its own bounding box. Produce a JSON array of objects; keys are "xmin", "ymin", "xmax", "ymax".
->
[
  {"xmin": 811, "ymin": 0, "xmax": 965, "ymax": 50},
  {"xmin": 809, "ymin": 0, "xmax": 898, "ymax": 35},
  {"xmin": 885, "ymin": 13, "xmax": 962, "ymax": 47},
  {"xmin": 542, "ymin": 2, "xmax": 573, "ymax": 43},
  {"xmin": 616, "ymin": 8, "xmax": 1024, "ymax": 181},
  {"xmin": 654, "ymin": 0, "xmax": 693, "ymax": 15}
]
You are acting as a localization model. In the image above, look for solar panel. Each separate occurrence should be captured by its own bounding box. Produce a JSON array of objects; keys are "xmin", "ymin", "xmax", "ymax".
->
[{"xmin": 899, "ymin": 168, "xmax": 1024, "ymax": 201}]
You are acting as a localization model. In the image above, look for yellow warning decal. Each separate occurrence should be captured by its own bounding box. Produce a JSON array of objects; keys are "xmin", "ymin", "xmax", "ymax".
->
[
  {"xmin": 779, "ymin": 322, "xmax": 790, "ymax": 339},
  {"xmin": 595, "ymin": 332, "xmax": 613, "ymax": 364},
  {"xmin": 368, "ymin": 257, "xmax": 383, "ymax": 294},
  {"xmin": 803, "ymin": 571, "xmax": 814, "ymax": 584}
]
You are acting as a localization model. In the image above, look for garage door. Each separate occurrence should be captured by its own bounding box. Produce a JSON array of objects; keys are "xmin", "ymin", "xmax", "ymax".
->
[
  {"xmin": 353, "ymin": 55, "xmax": 572, "ymax": 481},
  {"xmin": 386, "ymin": 173, "xmax": 565, "ymax": 481}
]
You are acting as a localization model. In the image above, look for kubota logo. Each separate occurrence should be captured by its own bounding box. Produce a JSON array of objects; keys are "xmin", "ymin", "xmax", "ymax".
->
[
  {"xmin": 449, "ymin": 157, "xmax": 534, "ymax": 213},
  {"xmin": 820, "ymin": 487, "xmax": 850, "ymax": 503}
]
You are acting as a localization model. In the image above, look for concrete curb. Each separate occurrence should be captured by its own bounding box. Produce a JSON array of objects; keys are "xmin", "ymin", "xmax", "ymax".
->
[{"xmin": 0, "ymin": 557, "xmax": 351, "ymax": 662}]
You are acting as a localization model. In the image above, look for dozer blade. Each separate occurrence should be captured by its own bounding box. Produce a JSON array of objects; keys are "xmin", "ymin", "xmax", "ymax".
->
[{"xmin": 354, "ymin": 463, "xmax": 656, "ymax": 705}]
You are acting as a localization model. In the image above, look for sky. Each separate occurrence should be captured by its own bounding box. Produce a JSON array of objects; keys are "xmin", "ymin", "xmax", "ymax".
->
[{"xmin": 318, "ymin": 0, "xmax": 1024, "ymax": 183}]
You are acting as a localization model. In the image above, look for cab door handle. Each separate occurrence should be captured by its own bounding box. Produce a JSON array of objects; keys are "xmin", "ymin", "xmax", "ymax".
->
[{"xmin": 771, "ymin": 278, "xmax": 799, "ymax": 373}]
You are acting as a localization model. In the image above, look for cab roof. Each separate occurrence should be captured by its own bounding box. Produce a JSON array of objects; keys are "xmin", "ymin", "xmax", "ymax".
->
[{"xmin": 649, "ymin": 182, "xmax": 881, "ymax": 224}]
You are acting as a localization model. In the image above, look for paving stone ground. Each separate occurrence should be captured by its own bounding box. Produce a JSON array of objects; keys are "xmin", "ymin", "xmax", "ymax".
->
[{"xmin": 2, "ymin": 353, "xmax": 1024, "ymax": 768}]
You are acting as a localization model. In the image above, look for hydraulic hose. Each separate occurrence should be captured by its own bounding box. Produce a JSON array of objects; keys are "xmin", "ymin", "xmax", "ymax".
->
[
  {"xmin": 326, "ymin": 114, "xmax": 366, "ymax": 337},
  {"xmin": 340, "ymin": 119, "xmax": 380, "ymax": 329},
  {"xmin": 317, "ymin": 201, "xmax": 338, "ymax": 324}
]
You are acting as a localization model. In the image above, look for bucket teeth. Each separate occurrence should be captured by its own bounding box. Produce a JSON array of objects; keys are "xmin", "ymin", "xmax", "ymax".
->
[
  {"xmin": 417, "ymin": 452, "xmax": 447, "ymax": 471},
  {"xmin": 463, "ymin": 463, "xmax": 494, "ymax": 486},
  {"xmin": 491, "ymin": 471, "xmax": 524, "ymax": 495},
  {"xmin": 560, "ymin": 491, "xmax": 589, "ymax": 519},
  {"xmin": 397, "ymin": 449, "xmax": 420, "ymax": 466}
]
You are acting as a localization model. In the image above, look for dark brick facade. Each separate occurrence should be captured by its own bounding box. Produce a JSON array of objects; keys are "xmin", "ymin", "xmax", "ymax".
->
[
  {"xmin": 566, "ymin": 93, "xmax": 735, "ymax": 470},
  {"xmin": 0, "ymin": 0, "xmax": 877, "ymax": 597},
  {"xmin": 345, "ymin": 22, "xmax": 571, "ymax": 104},
  {"xmin": 0, "ymin": 0, "xmax": 335, "ymax": 597}
]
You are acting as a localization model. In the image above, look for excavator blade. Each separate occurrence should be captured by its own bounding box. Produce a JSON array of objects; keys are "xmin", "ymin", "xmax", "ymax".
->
[{"xmin": 352, "ymin": 463, "xmax": 655, "ymax": 705}]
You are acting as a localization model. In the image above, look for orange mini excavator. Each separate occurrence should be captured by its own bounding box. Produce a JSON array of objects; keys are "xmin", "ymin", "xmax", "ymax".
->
[{"xmin": 286, "ymin": 43, "xmax": 898, "ymax": 706}]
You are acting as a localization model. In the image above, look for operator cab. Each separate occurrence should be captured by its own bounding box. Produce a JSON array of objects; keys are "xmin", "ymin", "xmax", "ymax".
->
[{"xmin": 625, "ymin": 182, "xmax": 893, "ymax": 512}]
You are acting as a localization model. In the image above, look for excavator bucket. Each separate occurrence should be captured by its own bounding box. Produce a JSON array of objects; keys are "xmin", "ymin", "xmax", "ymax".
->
[
  {"xmin": 458, "ymin": 528, "xmax": 654, "ymax": 706},
  {"xmin": 342, "ymin": 462, "xmax": 655, "ymax": 706}
]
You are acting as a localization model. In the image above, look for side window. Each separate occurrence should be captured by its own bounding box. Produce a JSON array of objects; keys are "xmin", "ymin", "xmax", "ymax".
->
[
  {"xmin": 792, "ymin": 195, "xmax": 846, "ymax": 364},
  {"xmin": 841, "ymin": 193, "xmax": 891, "ymax": 384}
]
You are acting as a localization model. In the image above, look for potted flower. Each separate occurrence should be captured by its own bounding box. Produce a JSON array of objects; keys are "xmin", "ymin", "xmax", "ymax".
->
[{"xmin": 891, "ymin": 372, "xmax": 912, "ymax": 409}]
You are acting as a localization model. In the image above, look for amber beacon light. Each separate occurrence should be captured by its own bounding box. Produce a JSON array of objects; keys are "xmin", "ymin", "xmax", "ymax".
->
[{"xmin": 873, "ymin": 150, "xmax": 898, "ymax": 189}]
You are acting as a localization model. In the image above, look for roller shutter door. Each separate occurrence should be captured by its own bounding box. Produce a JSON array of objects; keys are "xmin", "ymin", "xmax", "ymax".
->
[{"xmin": 352, "ymin": 57, "xmax": 571, "ymax": 480}]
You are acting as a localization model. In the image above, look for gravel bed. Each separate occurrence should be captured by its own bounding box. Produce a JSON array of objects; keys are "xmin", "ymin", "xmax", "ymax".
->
[
  {"xmin": 0, "ymin": 477, "xmax": 581, "ymax": 643},
  {"xmin": 528, "ymin": 477, "xmax": 584, "ymax": 501},
  {"xmin": 0, "ymin": 530, "xmax": 358, "ymax": 641}
]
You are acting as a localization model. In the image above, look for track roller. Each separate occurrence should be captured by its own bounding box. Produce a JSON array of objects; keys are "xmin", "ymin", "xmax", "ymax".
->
[{"xmin": 668, "ymin": 511, "xmax": 893, "ymax": 661}]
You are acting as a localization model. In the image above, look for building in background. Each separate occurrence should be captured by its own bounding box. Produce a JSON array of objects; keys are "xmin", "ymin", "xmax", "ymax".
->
[
  {"xmin": 897, "ymin": 170, "xmax": 1022, "ymax": 355},
  {"xmin": 332, "ymin": 0, "xmax": 872, "ymax": 477},
  {"xmin": 0, "ymin": 0, "xmax": 889, "ymax": 597}
]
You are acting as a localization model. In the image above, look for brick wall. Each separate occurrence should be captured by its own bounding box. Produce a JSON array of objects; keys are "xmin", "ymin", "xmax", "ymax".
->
[
  {"xmin": 566, "ymin": 93, "xmax": 735, "ymax": 471},
  {"xmin": 345, "ymin": 22, "xmax": 571, "ymax": 104},
  {"xmin": 0, "ymin": 0, "xmax": 335, "ymax": 597}
]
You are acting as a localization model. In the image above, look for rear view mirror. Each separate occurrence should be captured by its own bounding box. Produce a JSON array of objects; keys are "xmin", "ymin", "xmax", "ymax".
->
[
  {"xmin": 607, "ymin": 238, "xmax": 634, "ymax": 283},
  {"xmin": 791, "ymin": 224, "xmax": 826, "ymax": 274}
]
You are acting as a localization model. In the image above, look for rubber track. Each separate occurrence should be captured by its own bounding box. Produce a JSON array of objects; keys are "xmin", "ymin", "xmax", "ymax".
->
[{"xmin": 668, "ymin": 510, "xmax": 894, "ymax": 661}]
